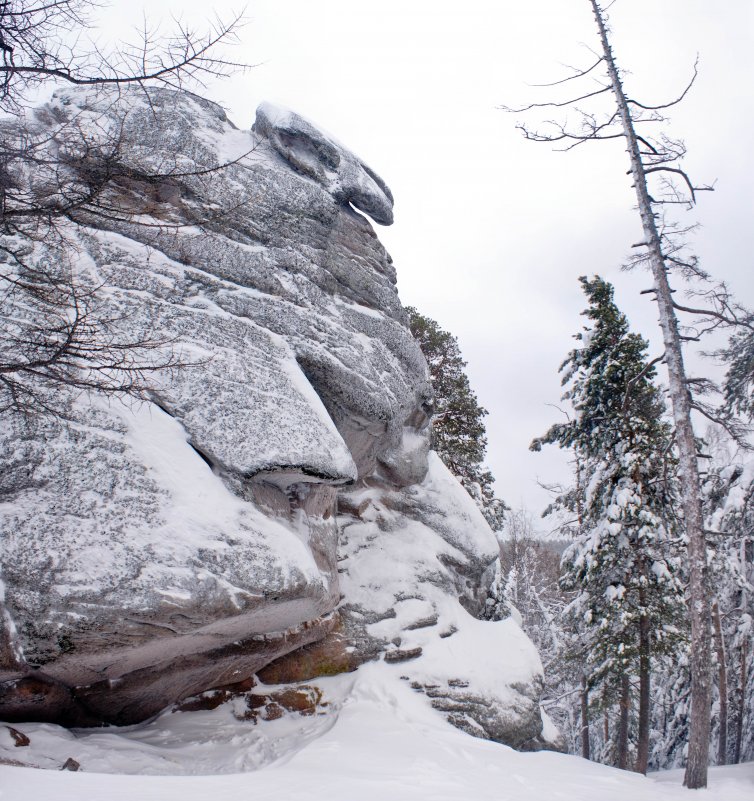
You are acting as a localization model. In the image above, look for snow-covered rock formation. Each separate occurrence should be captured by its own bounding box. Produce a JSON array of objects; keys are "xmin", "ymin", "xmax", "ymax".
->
[{"xmin": 0, "ymin": 88, "xmax": 552, "ymax": 749}]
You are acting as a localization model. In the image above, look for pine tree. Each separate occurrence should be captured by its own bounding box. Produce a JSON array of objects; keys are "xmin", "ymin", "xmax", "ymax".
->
[
  {"xmin": 721, "ymin": 328, "xmax": 754, "ymax": 421},
  {"xmin": 405, "ymin": 306, "xmax": 506, "ymax": 531},
  {"xmin": 533, "ymin": 276, "xmax": 686, "ymax": 773}
]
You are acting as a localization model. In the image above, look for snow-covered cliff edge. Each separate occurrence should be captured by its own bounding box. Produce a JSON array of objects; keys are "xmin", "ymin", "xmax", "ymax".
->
[{"xmin": 0, "ymin": 88, "xmax": 552, "ymax": 750}]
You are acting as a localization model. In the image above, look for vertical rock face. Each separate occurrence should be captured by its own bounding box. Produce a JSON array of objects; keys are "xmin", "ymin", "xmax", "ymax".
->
[{"xmin": 0, "ymin": 88, "xmax": 551, "ymax": 747}]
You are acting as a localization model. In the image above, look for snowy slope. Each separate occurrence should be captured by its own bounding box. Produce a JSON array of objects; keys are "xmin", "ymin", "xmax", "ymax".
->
[
  {"xmin": 1, "ymin": 663, "xmax": 751, "ymax": 801},
  {"xmin": 334, "ymin": 453, "xmax": 548, "ymax": 746}
]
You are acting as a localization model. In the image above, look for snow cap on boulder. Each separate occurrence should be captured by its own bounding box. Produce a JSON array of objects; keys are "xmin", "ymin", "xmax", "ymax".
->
[{"xmin": 254, "ymin": 102, "xmax": 394, "ymax": 226}]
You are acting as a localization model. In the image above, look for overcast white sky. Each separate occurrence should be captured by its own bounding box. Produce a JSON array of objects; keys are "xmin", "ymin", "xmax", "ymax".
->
[{"xmin": 98, "ymin": 0, "xmax": 754, "ymax": 519}]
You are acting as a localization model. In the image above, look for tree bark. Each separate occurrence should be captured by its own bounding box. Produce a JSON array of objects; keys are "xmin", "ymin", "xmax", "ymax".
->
[
  {"xmin": 0, "ymin": 602, "xmax": 25, "ymax": 672},
  {"xmin": 589, "ymin": 1, "xmax": 712, "ymax": 787},
  {"xmin": 636, "ymin": 608, "xmax": 651, "ymax": 774},
  {"xmin": 733, "ymin": 636, "xmax": 747, "ymax": 764},
  {"xmin": 711, "ymin": 599, "xmax": 728, "ymax": 765},
  {"xmin": 617, "ymin": 673, "xmax": 630, "ymax": 770},
  {"xmin": 581, "ymin": 673, "xmax": 591, "ymax": 760}
]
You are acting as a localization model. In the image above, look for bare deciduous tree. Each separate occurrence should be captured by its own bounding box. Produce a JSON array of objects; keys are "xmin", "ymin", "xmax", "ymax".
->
[
  {"xmin": 0, "ymin": 0, "xmax": 247, "ymax": 112},
  {"xmin": 0, "ymin": 1, "xmax": 253, "ymax": 676},
  {"xmin": 0, "ymin": 0, "xmax": 251, "ymax": 417}
]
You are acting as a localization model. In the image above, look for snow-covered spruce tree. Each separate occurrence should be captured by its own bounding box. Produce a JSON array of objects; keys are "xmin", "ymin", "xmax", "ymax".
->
[
  {"xmin": 406, "ymin": 306, "xmax": 507, "ymax": 532},
  {"xmin": 532, "ymin": 276, "xmax": 686, "ymax": 774},
  {"xmin": 721, "ymin": 328, "xmax": 754, "ymax": 422},
  {"xmin": 700, "ymin": 437, "xmax": 754, "ymax": 766},
  {"xmin": 714, "ymin": 321, "xmax": 754, "ymax": 765}
]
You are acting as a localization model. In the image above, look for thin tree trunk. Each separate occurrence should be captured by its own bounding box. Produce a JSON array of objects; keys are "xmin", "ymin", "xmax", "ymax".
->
[
  {"xmin": 0, "ymin": 602, "xmax": 25, "ymax": 671},
  {"xmin": 711, "ymin": 600, "xmax": 728, "ymax": 765},
  {"xmin": 733, "ymin": 637, "xmax": 748, "ymax": 764},
  {"xmin": 617, "ymin": 673, "xmax": 630, "ymax": 770},
  {"xmin": 636, "ymin": 608, "xmax": 651, "ymax": 774},
  {"xmin": 581, "ymin": 673, "xmax": 591, "ymax": 760},
  {"xmin": 589, "ymin": 1, "xmax": 712, "ymax": 787}
]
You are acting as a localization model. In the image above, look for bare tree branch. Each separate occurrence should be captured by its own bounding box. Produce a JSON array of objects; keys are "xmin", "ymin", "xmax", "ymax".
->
[
  {"xmin": 0, "ymin": 0, "xmax": 254, "ymax": 418},
  {"xmin": 626, "ymin": 59, "xmax": 699, "ymax": 111}
]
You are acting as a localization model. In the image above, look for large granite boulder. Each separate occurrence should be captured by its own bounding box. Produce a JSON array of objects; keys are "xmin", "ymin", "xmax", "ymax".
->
[{"xmin": 0, "ymin": 88, "xmax": 552, "ymax": 748}]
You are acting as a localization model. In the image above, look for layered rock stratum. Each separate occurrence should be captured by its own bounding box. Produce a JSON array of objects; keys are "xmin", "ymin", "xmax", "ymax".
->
[{"xmin": 0, "ymin": 88, "xmax": 553, "ymax": 750}]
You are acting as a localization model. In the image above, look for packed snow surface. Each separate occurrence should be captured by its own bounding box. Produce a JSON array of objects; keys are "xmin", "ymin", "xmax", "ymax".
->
[{"xmin": 2, "ymin": 663, "xmax": 751, "ymax": 801}]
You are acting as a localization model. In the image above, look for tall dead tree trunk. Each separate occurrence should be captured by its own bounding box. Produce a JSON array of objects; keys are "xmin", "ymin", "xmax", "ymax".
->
[{"xmin": 589, "ymin": 1, "xmax": 712, "ymax": 787}]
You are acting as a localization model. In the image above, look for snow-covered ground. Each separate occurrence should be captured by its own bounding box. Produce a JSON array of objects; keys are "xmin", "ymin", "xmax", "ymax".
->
[{"xmin": 2, "ymin": 662, "xmax": 751, "ymax": 801}]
